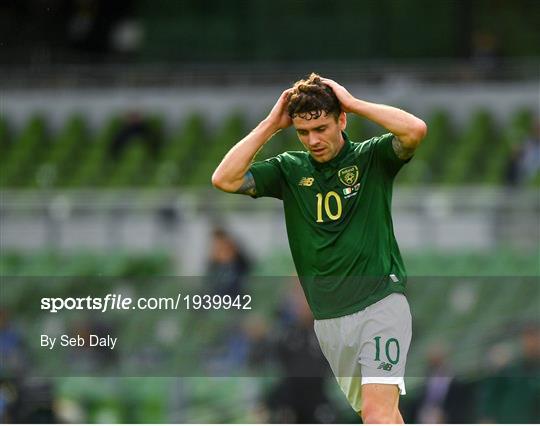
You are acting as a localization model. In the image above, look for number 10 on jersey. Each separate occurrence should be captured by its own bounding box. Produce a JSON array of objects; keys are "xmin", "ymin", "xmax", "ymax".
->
[{"xmin": 316, "ymin": 191, "xmax": 342, "ymax": 222}]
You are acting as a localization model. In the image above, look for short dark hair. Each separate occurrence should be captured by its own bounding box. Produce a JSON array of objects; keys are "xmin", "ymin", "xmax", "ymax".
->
[{"xmin": 287, "ymin": 73, "xmax": 341, "ymax": 120}]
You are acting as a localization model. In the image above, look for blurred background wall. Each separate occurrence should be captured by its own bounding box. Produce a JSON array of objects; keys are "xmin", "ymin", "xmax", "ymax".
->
[{"xmin": 1, "ymin": 0, "xmax": 539, "ymax": 423}]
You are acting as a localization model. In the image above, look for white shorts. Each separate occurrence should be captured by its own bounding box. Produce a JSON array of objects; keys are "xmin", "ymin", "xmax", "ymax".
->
[{"xmin": 313, "ymin": 293, "xmax": 412, "ymax": 413}]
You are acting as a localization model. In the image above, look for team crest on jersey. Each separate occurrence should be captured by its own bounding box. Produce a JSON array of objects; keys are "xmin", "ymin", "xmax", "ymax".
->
[
  {"xmin": 338, "ymin": 165, "xmax": 359, "ymax": 186},
  {"xmin": 298, "ymin": 177, "xmax": 314, "ymax": 187}
]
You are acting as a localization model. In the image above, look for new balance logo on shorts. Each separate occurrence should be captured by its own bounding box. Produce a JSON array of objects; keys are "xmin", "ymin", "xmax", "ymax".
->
[{"xmin": 377, "ymin": 362, "xmax": 393, "ymax": 371}]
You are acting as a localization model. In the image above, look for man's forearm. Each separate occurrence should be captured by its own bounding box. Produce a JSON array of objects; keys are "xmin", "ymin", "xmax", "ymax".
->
[
  {"xmin": 349, "ymin": 99, "xmax": 427, "ymax": 147},
  {"xmin": 212, "ymin": 119, "xmax": 279, "ymax": 192}
]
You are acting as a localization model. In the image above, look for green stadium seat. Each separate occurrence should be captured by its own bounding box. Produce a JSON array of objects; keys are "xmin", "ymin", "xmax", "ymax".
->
[
  {"xmin": 0, "ymin": 115, "xmax": 48, "ymax": 187},
  {"xmin": 442, "ymin": 110, "xmax": 496, "ymax": 185},
  {"xmin": 35, "ymin": 114, "xmax": 89, "ymax": 188},
  {"xmin": 152, "ymin": 113, "xmax": 206, "ymax": 186},
  {"xmin": 69, "ymin": 116, "xmax": 121, "ymax": 187},
  {"xmin": 346, "ymin": 114, "xmax": 368, "ymax": 142},
  {"xmin": 188, "ymin": 112, "xmax": 245, "ymax": 186},
  {"xmin": 484, "ymin": 109, "xmax": 534, "ymax": 185},
  {"xmin": 107, "ymin": 141, "xmax": 148, "ymax": 187},
  {"xmin": 397, "ymin": 110, "xmax": 454, "ymax": 185}
]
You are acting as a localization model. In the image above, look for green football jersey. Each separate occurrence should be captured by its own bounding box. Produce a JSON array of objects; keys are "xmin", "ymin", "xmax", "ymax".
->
[{"xmin": 250, "ymin": 132, "xmax": 409, "ymax": 319}]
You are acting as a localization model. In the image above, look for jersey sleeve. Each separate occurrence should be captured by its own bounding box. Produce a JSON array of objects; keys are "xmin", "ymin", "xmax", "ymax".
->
[
  {"xmin": 372, "ymin": 133, "xmax": 412, "ymax": 178},
  {"xmin": 249, "ymin": 156, "xmax": 284, "ymax": 199}
]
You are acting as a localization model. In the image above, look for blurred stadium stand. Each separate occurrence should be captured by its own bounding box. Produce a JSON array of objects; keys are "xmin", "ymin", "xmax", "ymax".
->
[
  {"xmin": 0, "ymin": 107, "xmax": 538, "ymax": 188},
  {"xmin": 1, "ymin": 0, "xmax": 539, "ymax": 72}
]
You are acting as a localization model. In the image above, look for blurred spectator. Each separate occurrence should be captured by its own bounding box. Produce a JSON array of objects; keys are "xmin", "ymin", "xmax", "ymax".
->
[
  {"xmin": 212, "ymin": 313, "xmax": 274, "ymax": 373},
  {"xmin": 244, "ymin": 315, "xmax": 274, "ymax": 368},
  {"xmin": 470, "ymin": 30, "xmax": 501, "ymax": 80},
  {"xmin": 0, "ymin": 309, "xmax": 27, "ymax": 376},
  {"xmin": 408, "ymin": 343, "xmax": 476, "ymax": 423},
  {"xmin": 263, "ymin": 281, "xmax": 336, "ymax": 423},
  {"xmin": 205, "ymin": 227, "xmax": 251, "ymax": 297},
  {"xmin": 202, "ymin": 229, "xmax": 253, "ymax": 372},
  {"xmin": 67, "ymin": 0, "xmax": 135, "ymax": 56},
  {"xmin": 110, "ymin": 111, "xmax": 159, "ymax": 159},
  {"xmin": 506, "ymin": 144, "xmax": 523, "ymax": 185},
  {"xmin": 67, "ymin": 319, "xmax": 118, "ymax": 372},
  {"xmin": 505, "ymin": 122, "xmax": 540, "ymax": 185},
  {"xmin": 0, "ymin": 309, "xmax": 22, "ymax": 422},
  {"xmin": 478, "ymin": 324, "xmax": 540, "ymax": 423},
  {"xmin": 0, "ymin": 310, "xmax": 56, "ymax": 422},
  {"xmin": 5, "ymin": 378, "xmax": 57, "ymax": 423},
  {"xmin": 519, "ymin": 122, "xmax": 540, "ymax": 181}
]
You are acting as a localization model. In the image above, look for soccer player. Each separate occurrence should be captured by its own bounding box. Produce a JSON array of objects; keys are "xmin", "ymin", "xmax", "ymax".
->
[{"xmin": 212, "ymin": 73, "xmax": 427, "ymax": 423}]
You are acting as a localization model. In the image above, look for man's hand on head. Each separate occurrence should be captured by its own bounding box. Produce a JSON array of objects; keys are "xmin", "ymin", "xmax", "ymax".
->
[
  {"xmin": 322, "ymin": 77, "xmax": 427, "ymax": 150},
  {"xmin": 320, "ymin": 78, "xmax": 358, "ymax": 113},
  {"xmin": 265, "ymin": 88, "xmax": 294, "ymax": 132}
]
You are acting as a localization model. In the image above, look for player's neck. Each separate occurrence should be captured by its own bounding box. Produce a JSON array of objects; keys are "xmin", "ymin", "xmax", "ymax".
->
[{"xmin": 329, "ymin": 132, "xmax": 346, "ymax": 161}]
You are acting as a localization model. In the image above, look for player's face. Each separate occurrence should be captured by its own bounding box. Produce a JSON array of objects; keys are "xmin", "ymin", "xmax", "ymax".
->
[{"xmin": 293, "ymin": 112, "xmax": 346, "ymax": 163}]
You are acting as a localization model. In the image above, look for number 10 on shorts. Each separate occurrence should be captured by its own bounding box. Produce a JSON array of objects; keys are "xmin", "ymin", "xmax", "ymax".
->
[{"xmin": 374, "ymin": 336, "xmax": 400, "ymax": 365}]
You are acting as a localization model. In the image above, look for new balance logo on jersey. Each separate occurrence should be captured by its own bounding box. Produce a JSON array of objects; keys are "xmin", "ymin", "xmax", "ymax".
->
[
  {"xmin": 298, "ymin": 177, "xmax": 314, "ymax": 187},
  {"xmin": 377, "ymin": 362, "xmax": 393, "ymax": 371}
]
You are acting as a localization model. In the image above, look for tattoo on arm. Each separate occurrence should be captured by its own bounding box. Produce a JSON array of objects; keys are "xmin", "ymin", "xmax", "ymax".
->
[
  {"xmin": 234, "ymin": 171, "xmax": 257, "ymax": 196},
  {"xmin": 392, "ymin": 137, "xmax": 415, "ymax": 160}
]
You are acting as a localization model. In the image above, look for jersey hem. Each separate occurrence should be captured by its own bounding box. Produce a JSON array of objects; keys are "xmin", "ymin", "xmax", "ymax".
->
[{"xmin": 312, "ymin": 287, "xmax": 406, "ymax": 320}]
